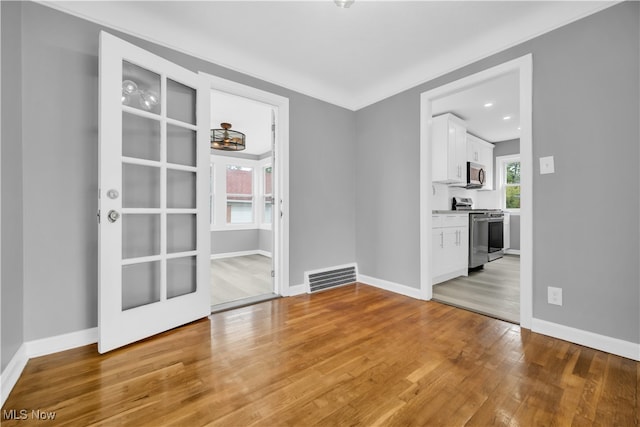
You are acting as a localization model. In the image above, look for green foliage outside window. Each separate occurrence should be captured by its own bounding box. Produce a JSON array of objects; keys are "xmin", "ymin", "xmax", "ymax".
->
[
  {"xmin": 506, "ymin": 161, "xmax": 520, "ymax": 184},
  {"xmin": 505, "ymin": 161, "xmax": 521, "ymax": 209}
]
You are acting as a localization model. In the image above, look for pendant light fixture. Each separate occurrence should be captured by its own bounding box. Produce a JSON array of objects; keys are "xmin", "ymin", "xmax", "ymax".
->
[{"xmin": 211, "ymin": 123, "xmax": 246, "ymax": 151}]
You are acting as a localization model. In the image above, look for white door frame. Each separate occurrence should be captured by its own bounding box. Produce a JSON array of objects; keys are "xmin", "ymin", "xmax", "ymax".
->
[
  {"xmin": 200, "ymin": 72, "xmax": 290, "ymax": 297},
  {"xmin": 419, "ymin": 54, "xmax": 533, "ymax": 329}
]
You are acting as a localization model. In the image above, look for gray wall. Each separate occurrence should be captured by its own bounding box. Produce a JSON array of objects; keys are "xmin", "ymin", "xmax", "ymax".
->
[
  {"xmin": 210, "ymin": 229, "xmax": 272, "ymax": 256},
  {"xmin": 494, "ymin": 138, "xmax": 520, "ymax": 250},
  {"xmin": 211, "ymin": 230, "xmax": 259, "ymax": 255},
  {"xmin": 356, "ymin": 2, "xmax": 639, "ymax": 343},
  {"xmin": 1, "ymin": 1, "xmax": 24, "ymax": 371},
  {"xmin": 259, "ymin": 229, "xmax": 272, "ymax": 254},
  {"xmin": 9, "ymin": 1, "xmax": 356, "ymax": 341}
]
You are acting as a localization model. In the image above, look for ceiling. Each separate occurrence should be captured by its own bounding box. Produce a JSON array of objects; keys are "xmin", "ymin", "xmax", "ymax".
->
[
  {"xmin": 46, "ymin": 1, "xmax": 615, "ymax": 111},
  {"xmin": 432, "ymin": 71, "xmax": 519, "ymax": 143}
]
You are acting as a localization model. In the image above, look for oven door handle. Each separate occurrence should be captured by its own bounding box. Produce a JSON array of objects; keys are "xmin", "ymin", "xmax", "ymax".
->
[{"xmin": 473, "ymin": 217, "xmax": 503, "ymax": 223}]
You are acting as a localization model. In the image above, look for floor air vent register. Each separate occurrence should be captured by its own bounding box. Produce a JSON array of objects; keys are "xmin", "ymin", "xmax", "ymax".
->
[{"xmin": 306, "ymin": 265, "xmax": 357, "ymax": 293}]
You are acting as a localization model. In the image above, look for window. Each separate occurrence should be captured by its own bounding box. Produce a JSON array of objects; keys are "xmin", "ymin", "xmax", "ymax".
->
[
  {"xmin": 500, "ymin": 156, "xmax": 520, "ymax": 211},
  {"xmin": 226, "ymin": 165, "xmax": 253, "ymax": 224},
  {"xmin": 263, "ymin": 166, "xmax": 273, "ymax": 224}
]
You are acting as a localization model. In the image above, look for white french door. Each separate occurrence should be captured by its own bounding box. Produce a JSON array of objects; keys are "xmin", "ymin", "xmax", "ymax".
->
[{"xmin": 98, "ymin": 32, "xmax": 210, "ymax": 353}]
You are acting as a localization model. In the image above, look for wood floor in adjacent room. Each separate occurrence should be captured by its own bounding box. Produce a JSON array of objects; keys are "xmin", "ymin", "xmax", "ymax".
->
[
  {"xmin": 210, "ymin": 254, "xmax": 274, "ymax": 306},
  {"xmin": 433, "ymin": 255, "xmax": 520, "ymax": 324},
  {"xmin": 2, "ymin": 284, "xmax": 638, "ymax": 426}
]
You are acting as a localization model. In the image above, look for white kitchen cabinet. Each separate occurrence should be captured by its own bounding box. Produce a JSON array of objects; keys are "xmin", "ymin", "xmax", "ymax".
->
[
  {"xmin": 431, "ymin": 113, "xmax": 467, "ymax": 184},
  {"xmin": 466, "ymin": 133, "xmax": 495, "ymax": 190},
  {"xmin": 432, "ymin": 213, "xmax": 468, "ymax": 285}
]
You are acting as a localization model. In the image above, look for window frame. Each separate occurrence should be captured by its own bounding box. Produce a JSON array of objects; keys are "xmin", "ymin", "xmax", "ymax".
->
[
  {"xmin": 496, "ymin": 154, "xmax": 521, "ymax": 213},
  {"xmin": 209, "ymin": 154, "xmax": 272, "ymax": 231},
  {"xmin": 262, "ymin": 165, "xmax": 274, "ymax": 229}
]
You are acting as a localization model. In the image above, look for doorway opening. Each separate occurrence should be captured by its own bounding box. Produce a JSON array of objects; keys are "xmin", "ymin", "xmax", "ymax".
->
[
  {"xmin": 203, "ymin": 74, "xmax": 290, "ymax": 312},
  {"xmin": 419, "ymin": 55, "xmax": 532, "ymax": 328}
]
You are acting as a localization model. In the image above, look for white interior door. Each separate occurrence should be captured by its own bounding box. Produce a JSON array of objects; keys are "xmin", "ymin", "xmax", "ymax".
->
[{"xmin": 98, "ymin": 32, "xmax": 210, "ymax": 353}]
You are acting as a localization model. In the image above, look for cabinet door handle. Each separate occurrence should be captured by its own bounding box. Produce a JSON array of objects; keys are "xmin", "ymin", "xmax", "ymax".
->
[{"xmin": 440, "ymin": 231, "xmax": 444, "ymax": 248}]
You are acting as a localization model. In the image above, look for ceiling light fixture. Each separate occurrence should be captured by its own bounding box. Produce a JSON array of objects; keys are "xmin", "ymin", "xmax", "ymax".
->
[
  {"xmin": 503, "ymin": 115, "xmax": 512, "ymax": 120},
  {"xmin": 484, "ymin": 102, "xmax": 494, "ymax": 108},
  {"xmin": 211, "ymin": 123, "xmax": 246, "ymax": 151},
  {"xmin": 334, "ymin": 0, "xmax": 355, "ymax": 8}
]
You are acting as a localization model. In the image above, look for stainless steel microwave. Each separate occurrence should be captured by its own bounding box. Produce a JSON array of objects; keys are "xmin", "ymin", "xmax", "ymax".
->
[{"xmin": 466, "ymin": 162, "xmax": 486, "ymax": 189}]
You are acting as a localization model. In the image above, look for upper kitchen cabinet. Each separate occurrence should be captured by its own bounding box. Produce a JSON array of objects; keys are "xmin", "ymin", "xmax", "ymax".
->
[
  {"xmin": 467, "ymin": 134, "xmax": 495, "ymax": 190},
  {"xmin": 432, "ymin": 113, "xmax": 467, "ymax": 184}
]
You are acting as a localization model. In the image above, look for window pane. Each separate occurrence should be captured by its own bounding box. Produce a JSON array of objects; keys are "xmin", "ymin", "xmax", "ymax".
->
[
  {"xmin": 226, "ymin": 165, "xmax": 253, "ymax": 224},
  {"xmin": 227, "ymin": 200, "xmax": 253, "ymax": 223},
  {"xmin": 264, "ymin": 195, "xmax": 273, "ymax": 224},
  {"xmin": 506, "ymin": 185, "xmax": 521, "ymax": 209},
  {"xmin": 506, "ymin": 161, "xmax": 520, "ymax": 184},
  {"xmin": 264, "ymin": 166, "xmax": 273, "ymax": 195},
  {"xmin": 226, "ymin": 165, "xmax": 253, "ymax": 195}
]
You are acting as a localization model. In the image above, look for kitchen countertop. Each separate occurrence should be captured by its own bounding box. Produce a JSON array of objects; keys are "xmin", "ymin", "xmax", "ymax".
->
[{"xmin": 432, "ymin": 210, "xmax": 469, "ymax": 214}]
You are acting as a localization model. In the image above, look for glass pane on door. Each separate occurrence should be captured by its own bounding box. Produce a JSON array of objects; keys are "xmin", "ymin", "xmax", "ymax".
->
[
  {"xmin": 122, "ymin": 61, "xmax": 161, "ymax": 115},
  {"xmin": 122, "ymin": 261, "xmax": 161, "ymax": 310},
  {"xmin": 122, "ymin": 214, "xmax": 161, "ymax": 259},
  {"xmin": 167, "ymin": 124, "xmax": 197, "ymax": 166},
  {"xmin": 123, "ymin": 164, "xmax": 160, "ymax": 208},
  {"xmin": 167, "ymin": 256, "xmax": 197, "ymax": 298},
  {"xmin": 167, "ymin": 214, "xmax": 196, "ymax": 253},
  {"xmin": 167, "ymin": 169, "xmax": 196, "ymax": 208},
  {"xmin": 167, "ymin": 78, "xmax": 196, "ymax": 124},
  {"xmin": 122, "ymin": 113, "xmax": 160, "ymax": 161}
]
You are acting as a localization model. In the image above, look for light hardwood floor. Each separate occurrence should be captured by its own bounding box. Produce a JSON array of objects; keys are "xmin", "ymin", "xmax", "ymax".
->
[
  {"xmin": 2, "ymin": 284, "xmax": 637, "ymax": 426},
  {"xmin": 210, "ymin": 254, "xmax": 274, "ymax": 306},
  {"xmin": 433, "ymin": 255, "xmax": 520, "ymax": 323}
]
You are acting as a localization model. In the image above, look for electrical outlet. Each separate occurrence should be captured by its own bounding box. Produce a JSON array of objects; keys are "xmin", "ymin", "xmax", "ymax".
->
[{"xmin": 547, "ymin": 286, "xmax": 563, "ymax": 306}]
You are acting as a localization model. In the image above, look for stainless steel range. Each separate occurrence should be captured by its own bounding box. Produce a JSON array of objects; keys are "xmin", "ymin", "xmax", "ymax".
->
[{"xmin": 452, "ymin": 197, "xmax": 504, "ymax": 269}]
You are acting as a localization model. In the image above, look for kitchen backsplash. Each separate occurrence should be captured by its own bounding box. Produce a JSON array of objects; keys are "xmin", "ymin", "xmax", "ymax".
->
[{"xmin": 432, "ymin": 183, "xmax": 499, "ymax": 210}]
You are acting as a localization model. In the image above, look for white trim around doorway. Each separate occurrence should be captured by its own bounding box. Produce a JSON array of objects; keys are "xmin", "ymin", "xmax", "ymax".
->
[
  {"xmin": 199, "ymin": 72, "xmax": 290, "ymax": 297},
  {"xmin": 419, "ymin": 54, "xmax": 533, "ymax": 329}
]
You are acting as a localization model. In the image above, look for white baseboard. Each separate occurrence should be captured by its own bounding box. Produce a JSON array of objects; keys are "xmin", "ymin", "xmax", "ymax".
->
[
  {"xmin": 285, "ymin": 283, "xmax": 307, "ymax": 296},
  {"xmin": 1, "ymin": 344, "xmax": 28, "ymax": 408},
  {"xmin": 432, "ymin": 268, "xmax": 467, "ymax": 286},
  {"xmin": 26, "ymin": 328, "xmax": 98, "ymax": 359},
  {"xmin": 1, "ymin": 328, "xmax": 98, "ymax": 407},
  {"xmin": 358, "ymin": 274, "xmax": 425, "ymax": 300},
  {"xmin": 210, "ymin": 250, "xmax": 272, "ymax": 260},
  {"xmin": 532, "ymin": 318, "xmax": 640, "ymax": 361},
  {"xmin": 505, "ymin": 249, "xmax": 521, "ymax": 255}
]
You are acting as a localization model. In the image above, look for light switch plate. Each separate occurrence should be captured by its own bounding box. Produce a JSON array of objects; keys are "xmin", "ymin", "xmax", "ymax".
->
[
  {"xmin": 548, "ymin": 286, "xmax": 563, "ymax": 306},
  {"xmin": 540, "ymin": 156, "xmax": 555, "ymax": 174}
]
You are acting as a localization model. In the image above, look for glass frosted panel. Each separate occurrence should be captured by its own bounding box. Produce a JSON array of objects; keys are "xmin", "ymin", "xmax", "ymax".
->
[
  {"xmin": 167, "ymin": 79, "xmax": 196, "ymax": 125},
  {"xmin": 167, "ymin": 169, "xmax": 196, "ymax": 208},
  {"xmin": 167, "ymin": 214, "xmax": 196, "ymax": 253},
  {"xmin": 122, "ymin": 261, "xmax": 160, "ymax": 310},
  {"xmin": 122, "ymin": 61, "xmax": 161, "ymax": 115},
  {"xmin": 122, "ymin": 112, "xmax": 160, "ymax": 161},
  {"xmin": 123, "ymin": 164, "xmax": 160, "ymax": 208},
  {"xmin": 167, "ymin": 125, "xmax": 196, "ymax": 166},
  {"xmin": 167, "ymin": 256, "xmax": 196, "ymax": 299},
  {"xmin": 122, "ymin": 214, "xmax": 161, "ymax": 259}
]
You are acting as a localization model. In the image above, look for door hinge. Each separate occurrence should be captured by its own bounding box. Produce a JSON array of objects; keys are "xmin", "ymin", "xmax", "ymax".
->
[
  {"xmin": 97, "ymin": 209, "xmax": 101, "ymax": 224},
  {"xmin": 271, "ymin": 270, "xmax": 275, "ymax": 278}
]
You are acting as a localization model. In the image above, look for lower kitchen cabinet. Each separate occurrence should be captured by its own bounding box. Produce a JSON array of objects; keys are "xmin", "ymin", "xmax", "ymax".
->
[{"xmin": 432, "ymin": 213, "xmax": 469, "ymax": 285}]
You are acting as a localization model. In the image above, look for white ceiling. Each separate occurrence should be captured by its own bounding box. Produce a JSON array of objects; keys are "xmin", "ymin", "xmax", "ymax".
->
[
  {"xmin": 432, "ymin": 71, "xmax": 520, "ymax": 143},
  {"xmin": 46, "ymin": 1, "xmax": 615, "ymax": 111}
]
